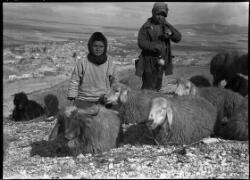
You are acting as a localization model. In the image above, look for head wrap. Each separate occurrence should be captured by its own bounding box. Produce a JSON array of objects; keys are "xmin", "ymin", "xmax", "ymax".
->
[
  {"xmin": 152, "ymin": 2, "xmax": 168, "ymax": 17},
  {"xmin": 87, "ymin": 32, "xmax": 108, "ymax": 65}
]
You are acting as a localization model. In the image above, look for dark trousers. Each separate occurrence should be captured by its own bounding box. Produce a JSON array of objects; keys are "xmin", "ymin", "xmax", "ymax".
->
[{"xmin": 141, "ymin": 68, "xmax": 164, "ymax": 91}]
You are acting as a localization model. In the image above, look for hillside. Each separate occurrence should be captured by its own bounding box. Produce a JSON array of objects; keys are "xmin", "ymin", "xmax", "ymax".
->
[
  {"xmin": 3, "ymin": 65, "xmax": 249, "ymax": 179},
  {"xmin": 3, "ymin": 64, "xmax": 212, "ymax": 118},
  {"xmin": 3, "ymin": 18, "xmax": 249, "ymax": 178},
  {"xmin": 175, "ymin": 23, "xmax": 248, "ymax": 35}
]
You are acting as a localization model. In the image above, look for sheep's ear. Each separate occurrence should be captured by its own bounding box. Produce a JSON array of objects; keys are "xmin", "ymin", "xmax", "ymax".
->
[
  {"xmin": 166, "ymin": 106, "xmax": 173, "ymax": 127},
  {"xmin": 48, "ymin": 120, "xmax": 60, "ymax": 141}
]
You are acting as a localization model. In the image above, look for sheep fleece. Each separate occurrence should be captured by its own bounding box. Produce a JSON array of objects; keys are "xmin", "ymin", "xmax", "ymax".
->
[
  {"xmin": 197, "ymin": 87, "xmax": 244, "ymax": 118},
  {"xmin": 76, "ymin": 107, "xmax": 121, "ymax": 154},
  {"xmin": 50, "ymin": 106, "xmax": 121, "ymax": 154},
  {"xmin": 119, "ymin": 90, "xmax": 160, "ymax": 124},
  {"xmin": 153, "ymin": 96, "xmax": 218, "ymax": 145},
  {"xmin": 216, "ymin": 97, "xmax": 248, "ymax": 141}
]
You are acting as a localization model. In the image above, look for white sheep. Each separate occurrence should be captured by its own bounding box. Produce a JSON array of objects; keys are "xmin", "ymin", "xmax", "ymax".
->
[
  {"xmin": 174, "ymin": 78, "xmax": 245, "ymax": 139},
  {"xmin": 147, "ymin": 95, "xmax": 218, "ymax": 145},
  {"xmin": 104, "ymin": 81, "xmax": 162, "ymax": 124}
]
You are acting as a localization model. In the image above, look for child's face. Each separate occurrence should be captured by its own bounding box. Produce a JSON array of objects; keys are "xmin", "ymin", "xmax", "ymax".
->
[{"xmin": 92, "ymin": 41, "xmax": 105, "ymax": 56}]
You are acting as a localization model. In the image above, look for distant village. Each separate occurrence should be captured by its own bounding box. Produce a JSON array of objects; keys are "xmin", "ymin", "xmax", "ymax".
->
[
  {"xmin": 3, "ymin": 36, "xmax": 215, "ymax": 84},
  {"xmin": 3, "ymin": 38, "xmax": 140, "ymax": 83}
]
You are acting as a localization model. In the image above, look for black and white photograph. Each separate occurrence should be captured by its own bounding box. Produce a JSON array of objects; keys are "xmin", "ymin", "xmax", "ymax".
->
[{"xmin": 3, "ymin": 1, "xmax": 249, "ymax": 178}]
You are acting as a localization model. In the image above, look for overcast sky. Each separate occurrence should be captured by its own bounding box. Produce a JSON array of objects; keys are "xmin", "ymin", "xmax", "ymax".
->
[{"xmin": 3, "ymin": 2, "xmax": 249, "ymax": 28}]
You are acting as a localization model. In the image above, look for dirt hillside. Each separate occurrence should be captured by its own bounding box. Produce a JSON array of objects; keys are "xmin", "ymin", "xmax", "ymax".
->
[{"xmin": 3, "ymin": 65, "xmax": 249, "ymax": 179}]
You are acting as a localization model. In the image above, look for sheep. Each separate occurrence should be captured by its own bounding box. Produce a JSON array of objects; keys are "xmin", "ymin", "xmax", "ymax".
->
[
  {"xmin": 146, "ymin": 95, "xmax": 218, "ymax": 145},
  {"xmin": 174, "ymin": 79, "xmax": 244, "ymax": 116},
  {"xmin": 210, "ymin": 51, "xmax": 248, "ymax": 86},
  {"xmin": 225, "ymin": 73, "xmax": 248, "ymax": 97},
  {"xmin": 215, "ymin": 97, "xmax": 248, "ymax": 141},
  {"xmin": 189, "ymin": 75, "xmax": 211, "ymax": 87},
  {"xmin": 104, "ymin": 81, "xmax": 179, "ymax": 145},
  {"xmin": 48, "ymin": 105, "xmax": 122, "ymax": 155},
  {"xmin": 103, "ymin": 81, "xmax": 162, "ymax": 124},
  {"xmin": 174, "ymin": 78, "xmax": 245, "ymax": 138},
  {"xmin": 235, "ymin": 53, "xmax": 248, "ymax": 75},
  {"xmin": 12, "ymin": 92, "xmax": 44, "ymax": 121}
]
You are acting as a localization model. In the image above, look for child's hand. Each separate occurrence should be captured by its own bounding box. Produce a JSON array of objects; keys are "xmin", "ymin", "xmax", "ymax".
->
[{"xmin": 98, "ymin": 94, "xmax": 106, "ymax": 104}]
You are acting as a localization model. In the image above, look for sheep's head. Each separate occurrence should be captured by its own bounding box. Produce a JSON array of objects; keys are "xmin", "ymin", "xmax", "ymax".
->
[
  {"xmin": 175, "ymin": 79, "xmax": 197, "ymax": 96},
  {"xmin": 147, "ymin": 97, "xmax": 173, "ymax": 130},
  {"xmin": 210, "ymin": 53, "xmax": 227, "ymax": 86},
  {"xmin": 48, "ymin": 105, "xmax": 80, "ymax": 141},
  {"xmin": 104, "ymin": 81, "xmax": 131, "ymax": 105},
  {"xmin": 13, "ymin": 92, "xmax": 29, "ymax": 110},
  {"xmin": 63, "ymin": 106, "xmax": 96, "ymax": 149},
  {"xmin": 64, "ymin": 111, "xmax": 87, "ymax": 150}
]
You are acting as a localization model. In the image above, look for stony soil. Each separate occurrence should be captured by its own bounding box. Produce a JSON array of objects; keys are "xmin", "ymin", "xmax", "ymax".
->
[{"xmin": 3, "ymin": 65, "xmax": 249, "ymax": 179}]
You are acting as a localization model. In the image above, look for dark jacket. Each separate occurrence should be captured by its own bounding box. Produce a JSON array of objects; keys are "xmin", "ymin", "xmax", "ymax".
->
[{"xmin": 136, "ymin": 17, "xmax": 182, "ymax": 76}]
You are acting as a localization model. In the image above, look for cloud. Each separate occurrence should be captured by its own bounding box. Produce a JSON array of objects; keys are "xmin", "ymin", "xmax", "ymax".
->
[
  {"xmin": 53, "ymin": 3, "xmax": 122, "ymax": 17},
  {"xmin": 3, "ymin": 3, "xmax": 61, "ymax": 19},
  {"xmin": 3, "ymin": 2, "xmax": 249, "ymax": 27},
  {"xmin": 168, "ymin": 2, "xmax": 248, "ymax": 26},
  {"xmin": 48, "ymin": 3, "xmax": 153, "ymax": 28},
  {"xmin": 191, "ymin": 3, "xmax": 248, "ymax": 25}
]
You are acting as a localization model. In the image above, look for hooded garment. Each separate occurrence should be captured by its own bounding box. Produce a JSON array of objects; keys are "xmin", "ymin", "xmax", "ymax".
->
[
  {"xmin": 87, "ymin": 32, "xmax": 108, "ymax": 65},
  {"xmin": 68, "ymin": 32, "xmax": 117, "ymax": 102},
  {"xmin": 136, "ymin": 10, "xmax": 182, "ymax": 77},
  {"xmin": 152, "ymin": 2, "xmax": 169, "ymax": 17}
]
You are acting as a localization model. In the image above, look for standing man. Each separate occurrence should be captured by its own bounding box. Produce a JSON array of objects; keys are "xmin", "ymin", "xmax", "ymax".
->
[{"xmin": 136, "ymin": 2, "xmax": 182, "ymax": 91}]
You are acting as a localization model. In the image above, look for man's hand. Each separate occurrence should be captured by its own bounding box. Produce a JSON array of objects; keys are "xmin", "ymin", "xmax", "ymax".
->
[
  {"xmin": 158, "ymin": 58, "xmax": 165, "ymax": 66},
  {"xmin": 164, "ymin": 27, "xmax": 172, "ymax": 36}
]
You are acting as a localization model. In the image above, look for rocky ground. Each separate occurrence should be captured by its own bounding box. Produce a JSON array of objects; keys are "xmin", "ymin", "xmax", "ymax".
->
[
  {"xmin": 3, "ymin": 65, "xmax": 249, "ymax": 179},
  {"xmin": 3, "ymin": 117, "xmax": 249, "ymax": 179}
]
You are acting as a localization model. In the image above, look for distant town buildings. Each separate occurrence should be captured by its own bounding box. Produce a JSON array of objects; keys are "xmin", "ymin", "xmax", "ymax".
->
[{"xmin": 4, "ymin": 38, "xmax": 140, "ymax": 82}]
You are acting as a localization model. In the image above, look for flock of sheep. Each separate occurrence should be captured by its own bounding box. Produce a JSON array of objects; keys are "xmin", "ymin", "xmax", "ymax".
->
[{"xmin": 9, "ymin": 50, "xmax": 248, "ymax": 156}]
